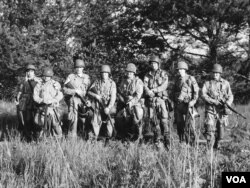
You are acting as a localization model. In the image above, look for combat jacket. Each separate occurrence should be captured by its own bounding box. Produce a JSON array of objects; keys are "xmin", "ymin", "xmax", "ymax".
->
[
  {"xmin": 17, "ymin": 77, "xmax": 42, "ymax": 110},
  {"xmin": 63, "ymin": 73, "xmax": 90, "ymax": 97},
  {"xmin": 33, "ymin": 79, "xmax": 63, "ymax": 106},
  {"xmin": 118, "ymin": 76, "xmax": 143, "ymax": 106},
  {"xmin": 173, "ymin": 74, "xmax": 199, "ymax": 104},
  {"xmin": 202, "ymin": 78, "xmax": 233, "ymax": 114},
  {"xmin": 144, "ymin": 69, "xmax": 168, "ymax": 98},
  {"xmin": 89, "ymin": 78, "xmax": 116, "ymax": 109}
]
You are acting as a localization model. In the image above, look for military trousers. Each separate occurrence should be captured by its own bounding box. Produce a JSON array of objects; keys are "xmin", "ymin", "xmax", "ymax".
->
[
  {"xmin": 175, "ymin": 102, "xmax": 196, "ymax": 144},
  {"xmin": 34, "ymin": 106, "xmax": 62, "ymax": 138},
  {"xmin": 204, "ymin": 111, "xmax": 228, "ymax": 148},
  {"xmin": 17, "ymin": 109, "xmax": 35, "ymax": 141},
  {"xmin": 90, "ymin": 102, "xmax": 116, "ymax": 139},
  {"xmin": 67, "ymin": 97, "xmax": 90, "ymax": 139},
  {"xmin": 116, "ymin": 104, "xmax": 143, "ymax": 141},
  {"xmin": 144, "ymin": 97, "xmax": 169, "ymax": 145}
]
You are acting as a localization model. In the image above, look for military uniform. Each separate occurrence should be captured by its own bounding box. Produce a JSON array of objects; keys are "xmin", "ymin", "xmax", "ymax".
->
[
  {"xmin": 117, "ymin": 75, "xmax": 144, "ymax": 141},
  {"xmin": 33, "ymin": 76, "xmax": 63, "ymax": 137},
  {"xmin": 88, "ymin": 76, "xmax": 116, "ymax": 138},
  {"xmin": 16, "ymin": 65, "xmax": 41, "ymax": 140},
  {"xmin": 144, "ymin": 67, "xmax": 169, "ymax": 146},
  {"xmin": 173, "ymin": 74, "xmax": 199, "ymax": 143},
  {"xmin": 63, "ymin": 73, "xmax": 91, "ymax": 138},
  {"xmin": 202, "ymin": 77, "xmax": 233, "ymax": 148}
]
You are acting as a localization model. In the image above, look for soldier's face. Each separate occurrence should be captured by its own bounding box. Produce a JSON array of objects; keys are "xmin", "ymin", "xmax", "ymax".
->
[
  {"xmin": 75, "ymin": 67, "xmax": 83, "ymax": 74},
  {"xmin": 43, "ymin": 76, "xmax": 51, "ymax": 82},
  {"xmin": 26, "ymin": 70, "xmax": 35, "ymax": 79},
  {"xmin": 127, "ymin": 71, "xmax": 135, "ymax": 79},
  {"xmin": 213, "ymin": 72, "xmax": 221, "ymax": 81},
  {"xmin": 151, "ymin": 62, "xmax": 159, "ymax": 71},
  {"xmin": 101, "ymin": 72, "xmax": 109, "ymax": 80},
  {"xmin": 178, "ymin": 69, "xmax": 186, "ymax": 77}
]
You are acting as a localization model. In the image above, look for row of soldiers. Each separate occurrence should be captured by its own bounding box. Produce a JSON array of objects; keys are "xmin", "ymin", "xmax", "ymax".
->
[{"xmin": 15, "ymin": 56, "xmax": 234, "ymax": 149}]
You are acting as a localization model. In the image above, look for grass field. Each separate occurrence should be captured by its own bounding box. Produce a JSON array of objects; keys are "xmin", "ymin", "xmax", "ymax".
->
[{"xmin": 0, "ymin": 100, "xmax": 250, "ymax": 188}]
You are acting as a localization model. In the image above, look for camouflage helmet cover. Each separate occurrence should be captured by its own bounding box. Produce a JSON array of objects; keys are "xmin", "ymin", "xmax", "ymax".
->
[
  {"xmin": 43, "ymin": 67, "xmax": 54, "ymax": 77},
  {"xmin": 74, "ymin": 59, "xmax": 85, "ymax": 68},
  {"xmin": 177, "ymin": 61, "xmax": 188, "ymax": 70},
  {"xmin": 26, "ymin": 64, "xmax": 36, "ymax": 71},
  {"xmin": 212, "ymin": 64, "xmax": 223, "ymax": 73},
  {"xmin": 101, "ymin": 64, "xmax": 111, "ymax": 73},
  {"xmin": 126, "ymin": 63, "xmax": 137, "ymax": 73}
]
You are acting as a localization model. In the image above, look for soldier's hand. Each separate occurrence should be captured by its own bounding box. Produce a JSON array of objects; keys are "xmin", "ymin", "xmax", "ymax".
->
[
  {"xmin": 95, "ymin": 95, "xmax": 102, "ymax": 102},
  {"xmin": 151, "ymin": 88, "xmax": 157, "ymax": 93},
  {"xmin": 15, "ymin": 99, "xmax": 19, "ymax": 105},
  {"xmin": 75, "ymin": 89, "xmax": 83, "ymax": 96},
  {"xmin": 104, "ymin": 107, "xmax": 110, "ymax": 115},
  {"xmin": 214, "ymin": 100, "xmax": 221, "ymax": 106},
  {"xmin": 86, "ymin": 100, "xmax": 92, "ymax": 107},
  {"xmin": 148, "ymin": 90, "xmax": 155, "ymax": 97},
  {"xmin": 188, "ymin": 101, "xmax": 195, "ymax": 108}
]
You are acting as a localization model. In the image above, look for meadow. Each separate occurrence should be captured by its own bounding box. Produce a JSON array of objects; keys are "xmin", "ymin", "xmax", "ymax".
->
[{"xmin": 0, "ymin": 100, "xmax": 250, "ymax": 188}]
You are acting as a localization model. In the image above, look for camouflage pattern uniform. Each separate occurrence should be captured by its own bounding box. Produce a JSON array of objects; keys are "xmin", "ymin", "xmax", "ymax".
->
[
  {"xmin": 202, "ymin": 69, "xmax": 233, "ymax": 148},
  {"xmin": 63, "ymin": 73, "xmax": 91, "ymax": 138},
  {"xmin": 88, "ymin": 74, "xmax": 116, "ymax": 138},
  {"xmin": 144, "ymin": 65, "xmax": 169, "ymax": 146},
  {"xmin": 117, "ymin": 73, "xmax": 144, "ymax": 141},
  {"xmin": 16, "ymin": 65, "xmax": 41, "ymax": 140},
  {"xmin": 33, "ymin": 72, "xmax": 63, "ymax": 137},
  {"xmin": 173, "ymin": 73, "xmax": 199, "ymax": 143}
]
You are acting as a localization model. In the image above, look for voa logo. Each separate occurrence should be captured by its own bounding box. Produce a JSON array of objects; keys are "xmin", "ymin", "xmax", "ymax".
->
[{"xmin": 226, "ymin": 176, "xmax": 247, "ymax": 183}]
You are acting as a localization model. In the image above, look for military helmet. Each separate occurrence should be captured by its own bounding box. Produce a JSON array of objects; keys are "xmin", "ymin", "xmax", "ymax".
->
[
  {"xmin": 26, "ymin": 64, "xmax": 36, "ymax": 71},
  {"xmin": 149, "ymin": 55, "xmax": 161, "ymax": 64},
  {"xmin": 74, "ymin": 59, "xmax": 85, "ymax": 68},
  {"xmin": 177, "ymin": 61, "xmax": 188, "ymax": 70},
  {"xmin": 42, "ymin": 67, "xmax": 54, "ymax": 77},
  {"xmin": 126, "ymin": 63, "xmax": 137, "ymax": 73},
  {"xmin": 100, "ymin": 65, "xmax": 111, "ymax": 73},
  {"xmin": 212, "ymin": 64, "xmax": 223, "ymax": 73}
]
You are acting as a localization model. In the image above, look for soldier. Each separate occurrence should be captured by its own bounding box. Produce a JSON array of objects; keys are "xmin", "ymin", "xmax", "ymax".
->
[
  {"xmin": 144, "ymin": 55, "xmax": 169, "ymax": 148},
  {"xmin": 63, "ymin": 59, "xmax": 91, "ymax": 139},
  {"xmin": 116, "ymin": 63, "xmax": 144, "ymax": 141},
  {"xmin": 33, "ymin": 67, "xmax": 63, "ymax": 138},
  {"xmin": 201, "ymin": 64, "xmax": 233, "ymax": 149},
  {"xmin": 88, "ymin": 65, "xmax": 116, "ymax": 139},
  {"xmin": 173, "ymin": 61, "xmax": 199, "ymax": 144},
  {"xmin": 15, "ymin": 64, "xmax": 41, "ymax": 141}
]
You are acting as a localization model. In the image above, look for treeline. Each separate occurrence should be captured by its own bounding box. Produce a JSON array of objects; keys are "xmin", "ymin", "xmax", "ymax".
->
[{"xmin": 0, "ymin": 0, "xmax": 250, "ymax": 102}]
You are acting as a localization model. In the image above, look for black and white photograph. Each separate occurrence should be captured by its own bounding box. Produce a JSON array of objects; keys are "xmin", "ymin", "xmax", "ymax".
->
[{"xmin": 0, "ymin": 0, "xmax": 250, "ymax": 187}]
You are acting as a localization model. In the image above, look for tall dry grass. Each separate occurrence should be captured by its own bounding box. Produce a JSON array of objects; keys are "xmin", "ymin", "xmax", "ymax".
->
[{"xmin": 0, "ymin": 100, "xmax": 250, "ymax": 188}]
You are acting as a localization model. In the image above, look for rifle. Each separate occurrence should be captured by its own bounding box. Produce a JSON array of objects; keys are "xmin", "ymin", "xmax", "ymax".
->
[
  {"xmin": 219, "ymin": 100, "xmax": 247, "ymax": 119},
  {"xmin": 117, "ymin": 89, "xmax": 140, "ymax": 120},
  {"xmin": 65, "ymin": 81, "xmax": 93, "ymax": 110}
]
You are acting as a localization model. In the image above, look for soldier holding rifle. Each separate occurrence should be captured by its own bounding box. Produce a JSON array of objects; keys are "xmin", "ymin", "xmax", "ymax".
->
[
  {"xmin": 202, "ymin": 64, "xmax": 234, "ymax": 149},
  {"xmin": 63, "ymin": 59, "xmax": 91, "ymax": 139},
  {"xmin": 143, "ymin": 55, "xmax": 169, "ymax": 149},
  {"xmin": 88, "ymin": 65, "xmax": 116, "ymax": 139},
  {"xmin": 33, "ymin": 68, "xmax": 63, "ymax": 138},
  {"xmin": 15, "ymin": 64, "xmax": 41, "ymax": 141},
  {"xmin": 116, "ymin": 63, "xmax": 144, "ymax": 141},
  {"xmin": 173, "ymin": 61, "xmax": 199, "ymax": 145}
]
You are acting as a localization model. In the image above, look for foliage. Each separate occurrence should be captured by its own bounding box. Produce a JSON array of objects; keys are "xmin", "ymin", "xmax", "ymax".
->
[{"xmin": 0, "ymin": 0, "xmax": 250, "ymax": 102}]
